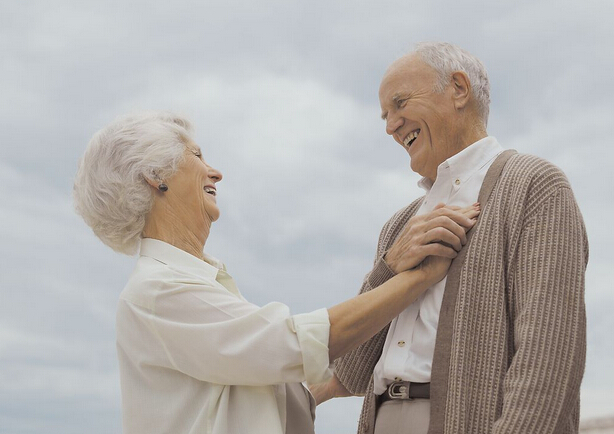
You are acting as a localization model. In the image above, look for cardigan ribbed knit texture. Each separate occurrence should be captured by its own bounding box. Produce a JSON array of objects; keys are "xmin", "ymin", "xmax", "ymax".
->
[{"xmin": 334, "ymin": 151, "xmax": 588, "ymax": 434}]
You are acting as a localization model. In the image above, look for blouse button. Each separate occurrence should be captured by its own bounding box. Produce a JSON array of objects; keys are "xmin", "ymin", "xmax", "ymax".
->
[
  {"xmin": 455, "ymin": 178, "xmax": 461, "ymax": 185},
  {"xmin": 397, "ymin": 340, "xmax": 405, "ymax": 347}
]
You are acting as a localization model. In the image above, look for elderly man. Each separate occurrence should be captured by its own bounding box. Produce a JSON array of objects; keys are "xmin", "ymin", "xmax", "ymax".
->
[{"xmin": 312, "ymin": 42, "xmax": 588, "ymax": 434}]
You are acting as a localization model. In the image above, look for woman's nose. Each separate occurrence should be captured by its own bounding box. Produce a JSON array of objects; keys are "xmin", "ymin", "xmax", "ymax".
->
[{"xmin": 209, "ymin": 166, "xmax": 223, "ymax": 182}]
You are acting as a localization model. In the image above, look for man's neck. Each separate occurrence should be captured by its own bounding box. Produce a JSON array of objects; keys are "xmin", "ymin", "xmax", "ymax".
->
[
  {"xmin": 424, "ymin": 128, "xmax": 489, "ymax": 183},
  {"xmin": 456, "ymin": 126, "xmax": 488, "ymax": 154}
]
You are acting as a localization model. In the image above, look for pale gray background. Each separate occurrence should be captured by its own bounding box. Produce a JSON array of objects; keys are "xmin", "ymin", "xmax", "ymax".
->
[{"xmin": 1, "ymin": 0, "xmax": 612, "ymax": 433}]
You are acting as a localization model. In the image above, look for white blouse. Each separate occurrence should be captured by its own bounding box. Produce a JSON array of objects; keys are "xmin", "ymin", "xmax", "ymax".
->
[{"xmin": 116, "ymin": 238, "xmax": 333, "ymax": 434}]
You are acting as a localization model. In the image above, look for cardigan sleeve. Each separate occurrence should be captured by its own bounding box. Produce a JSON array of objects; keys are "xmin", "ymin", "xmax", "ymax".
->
[
  {"xmin": 333, "ymin": 211, "xmax": 401, "ymax": 394},
  {"xmin": 493, "ymin": 186, "xmax": 588, "ymax": 433},
  {"xmin": 333, "ymin": 199, "xmax": 422, "ymax": 395},
  {"xmin": 333, "ymin": 255, "xmax": 396, "ymax": 395}
]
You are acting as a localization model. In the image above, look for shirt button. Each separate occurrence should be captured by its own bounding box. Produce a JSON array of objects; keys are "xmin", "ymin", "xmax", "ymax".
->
[
  {"xmin": 455, "ymin": 179, "xmax": 461, "ymax": 185},
  {"xmin": 397, "ymin": 340, "xmax": 405, "ymax": 347},
  {"xmin": 394, "ymin": 377, "xmax": 402, "ymax": 381}
]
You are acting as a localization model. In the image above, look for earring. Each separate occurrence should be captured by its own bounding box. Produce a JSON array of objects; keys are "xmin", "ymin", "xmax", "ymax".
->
[{"xmin": 158, "ymin": 184, "xmax": 168, "ymax": 192}]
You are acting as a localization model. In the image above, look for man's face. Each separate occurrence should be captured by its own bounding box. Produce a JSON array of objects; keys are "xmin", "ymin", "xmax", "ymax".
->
[{"xmin": 379, "ymin": 55, "xmax": 458, "ymax": 181}]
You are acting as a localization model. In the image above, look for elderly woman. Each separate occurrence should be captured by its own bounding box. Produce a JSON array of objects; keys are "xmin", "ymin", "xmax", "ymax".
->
[{"xmin": 73, "ymin": 112, "xmax": 478, "ymax": 434}]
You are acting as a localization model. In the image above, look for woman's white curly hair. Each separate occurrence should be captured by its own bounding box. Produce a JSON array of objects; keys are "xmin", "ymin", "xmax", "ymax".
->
[{"xmin": 73, "ymin": 112, "xmax": 193, "ymax": 255}]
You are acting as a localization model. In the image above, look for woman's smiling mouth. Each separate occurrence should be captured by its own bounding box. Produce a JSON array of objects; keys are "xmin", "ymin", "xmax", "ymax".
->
[{"xmin": 204, "ymin": 186, "xmax": 216, "ymax": 196}]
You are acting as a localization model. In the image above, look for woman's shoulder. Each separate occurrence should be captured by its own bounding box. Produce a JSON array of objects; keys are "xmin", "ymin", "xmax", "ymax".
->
[{"xmin": 119, "ymin": 256, "xmax": 219, "ymax": 309}]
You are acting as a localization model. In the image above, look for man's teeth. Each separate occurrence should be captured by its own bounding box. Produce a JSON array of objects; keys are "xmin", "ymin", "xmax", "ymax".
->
[
  {"xmin": 403, "ymin": 130, "xmax": 420, "ymax": 147},
  {"xmin": 204, "ymin": 187, "xmax": 216, "ymax": 196}
]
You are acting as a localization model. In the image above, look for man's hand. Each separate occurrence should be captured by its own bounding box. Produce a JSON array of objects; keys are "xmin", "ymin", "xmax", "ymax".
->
[
  {"xmin": 309, "ymin": 374, "xmax": 352, "ymax": 406},
  {"xmin": 384, "ymin": 203, "xmax": 480, "ymax": 274}
]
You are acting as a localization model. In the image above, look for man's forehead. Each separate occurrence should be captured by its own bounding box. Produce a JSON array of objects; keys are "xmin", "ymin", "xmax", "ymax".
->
[
  {"xmin": 379, "ymin": 69, "xmax": 410, "ymax": 101},
  {"xmin": 380, "ymin": 57, "xmax": 433, "ymax": 96}
]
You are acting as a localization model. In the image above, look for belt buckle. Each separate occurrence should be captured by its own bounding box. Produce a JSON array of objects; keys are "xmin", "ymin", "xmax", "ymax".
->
[{"xmin": 388, "ymin": 381, "xmax": 411, "ymax": 400}]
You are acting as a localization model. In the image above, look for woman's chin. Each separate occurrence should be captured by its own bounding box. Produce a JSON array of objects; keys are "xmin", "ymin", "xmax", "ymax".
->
[{"xmin": 207, "ymin": 208, "xmax": 221, "ymax": 223}]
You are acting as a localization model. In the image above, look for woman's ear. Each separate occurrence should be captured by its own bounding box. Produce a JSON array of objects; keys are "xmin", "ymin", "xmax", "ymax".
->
[
  {"xmin": 144, "ymin": 176, "xmax": 168, "ymax": 192},
  {"xmin": 143, "ymin": 176, "xmax": 159, "ymax": 189}
]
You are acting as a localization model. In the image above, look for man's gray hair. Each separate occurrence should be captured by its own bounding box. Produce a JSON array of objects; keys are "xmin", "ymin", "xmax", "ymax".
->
[
  {"xmin": 414, "ymin": 42, "xmax": 490, "ymax": 126},
  {"xmin": 73, "ymin": 112, "xmax": 192, "ymax": 255}
]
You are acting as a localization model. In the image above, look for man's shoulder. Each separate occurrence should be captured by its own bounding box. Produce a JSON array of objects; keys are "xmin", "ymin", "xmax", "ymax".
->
[
  {"xmin": 386, "ymin": 197, "xmax": 424, "ymax": 226},
  {"xmin": 502, "ymin": 152, "xmax": 572, "ymax": 191},
  {"xmin": 375, "ymin": 197, "xmax": 424, "ymax": 246},
  {"xmin": 492, "ymin": 152, "xmax": 578, "ymax": 219}
]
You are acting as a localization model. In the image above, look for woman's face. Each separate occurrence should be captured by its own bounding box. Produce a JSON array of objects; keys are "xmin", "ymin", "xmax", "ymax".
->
[{"xmin": 166, "ymin": 139, "xmax": 223, "ymax": 224}]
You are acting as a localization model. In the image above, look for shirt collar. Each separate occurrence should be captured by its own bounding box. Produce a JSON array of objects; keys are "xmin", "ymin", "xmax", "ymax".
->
[
  {"xmin": 417, "ymin": 136, "xmax": 503, "ymax": 192},
  {"xmin": 139, "ymin": 238, "xmax": 223, "ymax": 280}
]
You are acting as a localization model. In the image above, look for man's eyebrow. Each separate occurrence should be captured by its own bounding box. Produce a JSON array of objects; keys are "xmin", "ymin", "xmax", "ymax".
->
[{"xmin": 381, "ymin": 93, "xmax": 403, "ymax": 120}]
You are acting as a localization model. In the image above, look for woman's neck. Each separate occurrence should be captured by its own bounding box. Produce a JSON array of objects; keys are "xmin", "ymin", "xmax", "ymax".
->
[{"xmin": 142, "ymin": 206, "xmax": 210, "ymax": 261}]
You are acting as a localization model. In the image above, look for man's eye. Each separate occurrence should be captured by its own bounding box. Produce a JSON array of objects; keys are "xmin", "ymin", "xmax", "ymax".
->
[{"xmin": 396, "ymin": 99, "xmax": 407, "ymax": 107}]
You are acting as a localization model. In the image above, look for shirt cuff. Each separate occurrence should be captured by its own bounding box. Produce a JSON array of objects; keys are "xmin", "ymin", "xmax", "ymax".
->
[
  {"xmin": 290, "ymin": 308, "xmax": 334, "ymax": 385},
  {"xmin": 367, "ymin": 256, "xmax": 396, "ymax": 288}
]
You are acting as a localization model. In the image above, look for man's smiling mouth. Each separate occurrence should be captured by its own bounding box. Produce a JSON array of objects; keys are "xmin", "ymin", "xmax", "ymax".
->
[{"xmin": 403, "ymin": 129, "xmax": 421, "ymax": 148}]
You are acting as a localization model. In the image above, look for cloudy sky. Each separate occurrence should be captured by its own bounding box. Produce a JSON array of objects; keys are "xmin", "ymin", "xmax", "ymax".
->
[{"xmin": 1, "ymin": 0, "xmax": 612, "ymax": 433}]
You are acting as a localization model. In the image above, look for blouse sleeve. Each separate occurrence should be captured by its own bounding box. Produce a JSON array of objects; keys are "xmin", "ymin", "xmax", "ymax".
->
[{"xmin": 122, "ymin": 277, "xmax": 333, "ymax": 387}]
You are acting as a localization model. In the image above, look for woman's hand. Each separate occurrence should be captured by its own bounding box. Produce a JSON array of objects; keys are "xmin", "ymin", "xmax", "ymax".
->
[
  {"xmin": 309, "ymin": 374, "xmax": 352, "ymax": 406},
  {"xmin": 384, "ymin": 203, "xmax": 480, "ymax": 274}
]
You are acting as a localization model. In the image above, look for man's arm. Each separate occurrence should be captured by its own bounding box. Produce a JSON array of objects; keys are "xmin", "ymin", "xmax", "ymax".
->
[
  {"xmin": 494, "ymin": 186, "xmax": 588, "ymax": 433},
  {"xmin": 317, "ymin": 203, "xmax": 478, "ymax": 403}
]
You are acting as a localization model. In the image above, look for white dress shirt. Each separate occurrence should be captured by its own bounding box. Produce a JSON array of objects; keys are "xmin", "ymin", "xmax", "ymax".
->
[
  {"xmin": 373, "ymin": 137, "xmax": 504, "ymax": 394},
  {"xmin": 116, "ymin": 238, "xmax": 333, "ymax": 434}
]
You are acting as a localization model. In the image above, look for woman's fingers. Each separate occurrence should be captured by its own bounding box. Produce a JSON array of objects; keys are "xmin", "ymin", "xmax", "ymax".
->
[
  {"xmin": 460, "ymin": 202, "xmax": 480, "ymax": 219},
  {"xmin": 428, "ymin": 204, "xmax": 479, "ymax": 230}
]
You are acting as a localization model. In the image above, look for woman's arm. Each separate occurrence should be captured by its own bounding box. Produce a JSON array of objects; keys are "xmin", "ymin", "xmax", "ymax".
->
[
  {"xmin": 134, "ymin": 205, "xmax": 476, "ymax": 388},
  {"xmin": 327, "ymin": 253, "xmax": 453, "ymax": 361}
]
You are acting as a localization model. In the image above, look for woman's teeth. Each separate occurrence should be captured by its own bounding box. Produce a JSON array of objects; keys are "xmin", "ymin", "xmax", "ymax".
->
[
  {"xmin": 204, "ymin": 186, "xmax": 216, "ymax": 196},
  {"xmin": 403, "ymin": 129, "xmax": 420, "ymax": 147}
]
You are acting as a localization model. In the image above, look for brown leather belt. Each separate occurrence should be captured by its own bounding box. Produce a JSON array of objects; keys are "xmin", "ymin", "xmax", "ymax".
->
[{"xmin": 379, "ymin": 381, "xmax": 430, "ymax": 403}]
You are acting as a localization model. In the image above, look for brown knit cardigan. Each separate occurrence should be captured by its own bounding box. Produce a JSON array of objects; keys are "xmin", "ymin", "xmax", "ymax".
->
[{"xmin": 334, "ymin": 151, "xmax": 589, "ymax": 434}]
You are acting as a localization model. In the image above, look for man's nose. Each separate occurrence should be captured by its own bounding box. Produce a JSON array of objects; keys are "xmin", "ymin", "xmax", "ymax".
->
[{"xmin": 385, "ymin": 114, "xmax": 403, "ymax": 136}]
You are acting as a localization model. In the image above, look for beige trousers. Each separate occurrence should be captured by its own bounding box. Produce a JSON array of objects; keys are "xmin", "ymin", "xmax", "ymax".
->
[
  {"xmin": 373, "ymin": 399, "xmax": 430, "ymax": 434},
  {"xmin": 285, "ymin": 383, "xmax": 316, "ymax": 434}
]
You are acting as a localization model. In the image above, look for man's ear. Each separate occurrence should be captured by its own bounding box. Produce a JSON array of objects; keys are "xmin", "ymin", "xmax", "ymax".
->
[{"xmin": 450, "ymin": 71, "xmax": 471, "ymax": 110}]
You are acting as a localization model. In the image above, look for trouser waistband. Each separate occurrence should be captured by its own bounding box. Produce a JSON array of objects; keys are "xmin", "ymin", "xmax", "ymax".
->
[{"xmin": 379, "ymin": 381, "xmax": 430, "ymax": 404}]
